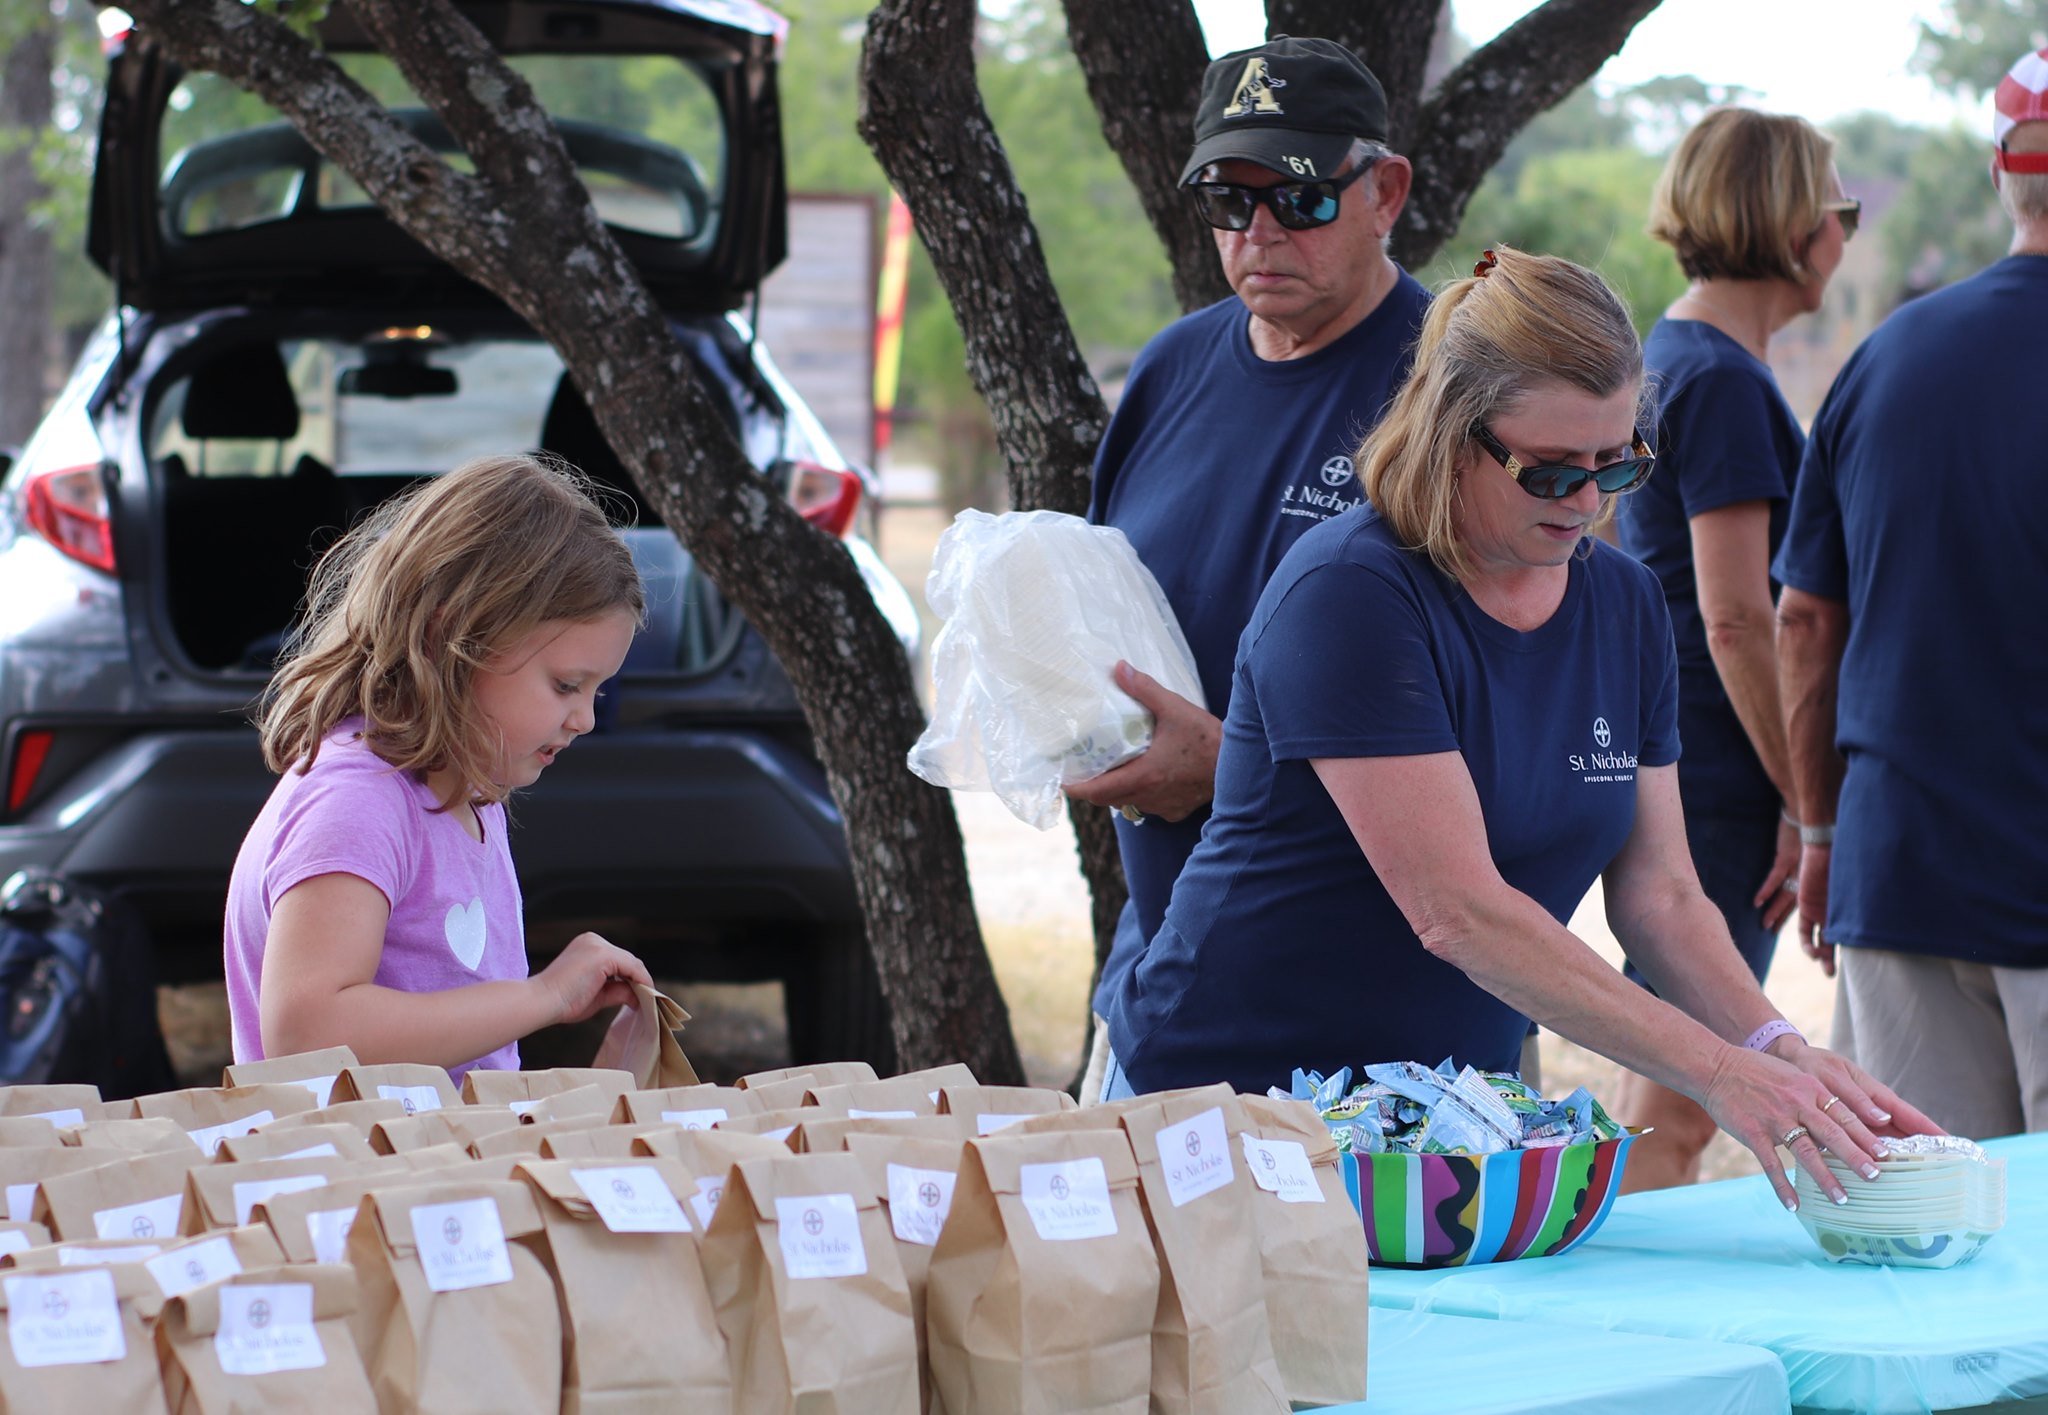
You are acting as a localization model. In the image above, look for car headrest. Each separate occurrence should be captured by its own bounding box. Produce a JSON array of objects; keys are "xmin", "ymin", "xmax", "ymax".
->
[{"xmin": 183, "ymin": 342, "xmax": 300, "ymax": 441}]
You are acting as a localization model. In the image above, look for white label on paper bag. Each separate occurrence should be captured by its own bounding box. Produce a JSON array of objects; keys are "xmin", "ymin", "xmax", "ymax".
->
[
  {"xmin": 1157, "ymin": 1106, "xmax": 1233, "ymax": 1208},
  {"xmin": 688, "ymin": 1176, "xmax": 725, "ymax": 1230},
  {"xmin": 26, "ymin": 1109, "xmax": 85, "ymax": 1128},
  {"xmin": 58, "ymin": 1244, "xmax": 160, "ymax": 1267},
  {"xmin": 885, "ymin": 1163, "xmax": 956, "ymax": 1247},
  {"xmin": 280, "ymin": 1143, "xmax": 340, "ymax": 1161},
  {"xmin": 507, "ymin": 1099, "xmax": 545, "ymax": 1116},
  {"xmin": 145, "ymin": 1236, "xmax": 241, "ymax": 1297},
  {"xmin": 410, "ymin": 1197, "xmax": 513, "ymax": 1292},
  {"xmin": 308, "ymin": 1208, "xmax": 356, "ymax": 1267},
  {"xmin": 849, "ymin": 1108, "xmax": 918, "ymax": 1120},
  {"xmin": 571, "ymin": 1167, "xmax": 690, "ymax": 1233},
  {"xmin": 661, "ymin": 1107, "xmax": 726, "ymax": 1130},
  {"xmin": 976, "ymin": 1113, "xmax": 1030, "ymax": 1135},
  {"xmin": 5, "ymin": 1185, "xmax": 36, "ymax": 1222},
  {"xmin": 5, "ymin": 1270, "xmax": 124, "ymax": 1367},
  {"xmin": 187, "ymin": 1110, "xmax": 275, "ymax": 1157},
  {"xmin": 377, "ymin": 1085, "xmax": 444, "ymax": 1115},
  {"xmin": 215, "ymin": 1283, "xmax": 325, "ymax": 1376},
  {"xmin": 234, "ymin": 1174, "xmax": 330, "ymax": 1227},
  {"xmin": 763, "ymin": 1126, "xmax": 795, "ymax": 1143},
  {"xmin": 93, "ymin": 1193, "xmax": 182, "ymax": 1242},
  {"xmin": 775, "ymin": 1193, "xmax": 867, "ymax": 1279},
  {"xmin": 928, "ymin": 1091, "xmax": 941, "ymax": 1105},
  {"xmin": 295, "ymin": 1075, "xmax": 338, "ymax": 1108},
  {"xmin": 0, "ymin": 1232, "xmax": 32, "ymax": 1258},
  {"xmin": 1019, "ymin": 1158, "xmax": 1117, "ymax": 1241},
  {"xmin": 1240, "ymin": 1134, "xmax": 1324, "ymax": 1204}
]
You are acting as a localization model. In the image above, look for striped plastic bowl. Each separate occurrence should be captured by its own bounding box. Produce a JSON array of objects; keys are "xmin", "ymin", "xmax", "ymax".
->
[{"xmin": 1338, "ymin": 1130, "xmax": 1639, "ymax": 1268}]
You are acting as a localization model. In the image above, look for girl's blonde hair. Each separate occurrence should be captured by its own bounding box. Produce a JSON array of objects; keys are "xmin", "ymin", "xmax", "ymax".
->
[
  {"xmin": 258, "ymin": 452, "xmax": 644, "ymax": 808},
  {"xmin": 1647, "ymin": 107, "xmax": 1837, "ymax": 283},
  {"xmin": 1361, "ymin": 246, "xmax": 1644, "ymax": 581}
]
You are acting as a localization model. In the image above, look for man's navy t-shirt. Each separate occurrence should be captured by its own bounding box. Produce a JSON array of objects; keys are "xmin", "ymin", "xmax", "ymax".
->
[
  {"xmin": 1088, "ymin": 276, "xmax": 1431, "ymax": 1009},
  {"xmin": 1105, "ymin": 509, "xmax": 1680, "ymax": 1096},
  {"xmin": 1619, "ymin": 319, "xmax": 1804, "ymax": 818},
  {"xmin": 1774, "ymin": 255, "xmax": 2048, "ymax": 967}
]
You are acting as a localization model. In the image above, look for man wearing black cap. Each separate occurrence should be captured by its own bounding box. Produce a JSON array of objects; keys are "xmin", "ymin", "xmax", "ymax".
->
[{"xmin": 1067, "ymin": 38, "xmax": 1432, "ymax": 1094}]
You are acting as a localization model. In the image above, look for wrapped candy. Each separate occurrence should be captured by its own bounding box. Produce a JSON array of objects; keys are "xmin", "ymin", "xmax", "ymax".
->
[{"xmin": 1277, "ymin": 1059, "xmax": 1623, "ymax": 1156}]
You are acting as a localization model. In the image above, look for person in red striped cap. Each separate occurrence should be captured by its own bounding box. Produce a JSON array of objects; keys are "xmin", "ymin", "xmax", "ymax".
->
[{"xmin": 1775, "ymin": 44, "xmax": 2048, "ymax": 1140}]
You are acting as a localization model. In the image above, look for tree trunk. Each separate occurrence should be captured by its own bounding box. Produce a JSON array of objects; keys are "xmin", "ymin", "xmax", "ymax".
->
[
  {"xmin": 859, "ymin": 0, "xmax": 1131, "ymax": 1014},
  {"xmin": 1060, "ymin": 0, "xmax": 1228, "ymax": 314},
  {"xmin": 0, "ymin": 14, "xmax": 54, "ymax": 445},
  {"xmin": 121, "ymin": 0, "xmax": 1024, "ymax": 1084}
]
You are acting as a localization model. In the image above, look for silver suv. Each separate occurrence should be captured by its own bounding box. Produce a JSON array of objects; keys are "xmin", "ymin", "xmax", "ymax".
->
[{"xmin": 0, "ymin": 0, "xmax": 917, "ymax": 1068}]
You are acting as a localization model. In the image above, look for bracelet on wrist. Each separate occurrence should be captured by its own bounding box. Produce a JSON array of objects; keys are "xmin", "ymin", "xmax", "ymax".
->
[
  {"xmin": 1780, "ymin": 806, "xmax": 1801, "ymax": 829},
  {"xmin": 1744, "ymin": 1019, "xmax": 1804, "ymax": 1053},
  {"xmin": 1799, "ymin": 821, "xmax": 1835, "ymax": 846}
]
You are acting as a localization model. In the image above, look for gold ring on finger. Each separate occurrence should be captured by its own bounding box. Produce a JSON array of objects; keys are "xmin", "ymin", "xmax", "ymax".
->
[
  {"xmin": 1779, "ymin": 1125, "xmax": 1811, "ymax": 1147},
  {"xmin": 1821, "ymin": 1095, "xmax": 1846, "ymax": 1117}
]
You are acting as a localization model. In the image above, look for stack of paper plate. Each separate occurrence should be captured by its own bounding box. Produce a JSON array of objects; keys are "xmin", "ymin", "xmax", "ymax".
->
[{"xmin": 1795, "ymin": 1135, "xmax": 2006, "ymax": 1269}]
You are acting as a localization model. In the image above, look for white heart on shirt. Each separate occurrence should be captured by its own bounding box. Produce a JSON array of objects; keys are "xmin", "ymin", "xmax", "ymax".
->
[{"xmin": 444, "ymin": 897, "xmax": 487, "ymax": 971}]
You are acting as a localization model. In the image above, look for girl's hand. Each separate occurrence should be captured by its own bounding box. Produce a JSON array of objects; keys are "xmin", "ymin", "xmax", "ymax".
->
[{"xmin": 535, "ymin": 932, "xmax": 652, "ymax": 1025}]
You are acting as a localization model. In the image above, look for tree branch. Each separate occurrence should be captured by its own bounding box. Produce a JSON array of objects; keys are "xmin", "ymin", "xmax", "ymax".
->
[
  {"xmin": 1060, "ymin": 0, "xmax": 1227, "ymax": 313},
  {"xmin": 1397, "ymin": 0, "xmax": 1661, "ymax": 267}
]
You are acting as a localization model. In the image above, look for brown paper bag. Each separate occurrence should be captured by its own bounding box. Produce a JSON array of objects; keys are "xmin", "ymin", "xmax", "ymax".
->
[
  {"xmin": 590, "ymin": 985, "xmax": 700, "ymax": 1089},
  {"xmin": 327, "ymin": 1065, "xmax": 461, "ymax": 1115},
  {"xmin": 468, "ymin": 1116, "xmax": 614, "ymax": 1162},
  {"xmin": 62, "ymin": 1118, "xmax": 199, "ymax": 1154},
  {"xmin": 370, "ymin": 1108, "xmax": 520, "ymax": 1156},
  {"xmin": 0, "ymin": 1085, "xmax": 106, "ymax": 1126},
  {"xmin": 255, "ymin": 1170, "xmax": 414, "ymax": 1266},
  {"xmin": 218, "ymin": 1122, "xmax": 378, "ymax": 1165},
  {"xmin": 348, "ymin": 1179, "xmax": 562, "ymax": 1415},
  {"xmin": 843, "ymin": 1132, "xmax": 969, "ymax": 1413},
  {"xmin": 736, "ymin": 1061, "xmax": 879, "ymax": 1092},
  {"xmin": 1234, "ymin": 1095, "xmax": 1369, "ymax": 1407},
  {"xmin": 256, "ymin": 1099, "xmax": 410, "ymax": 1138},
  {"xmin": 1117, "ymin": 1090, "xmax": 1287, "ymax": 1415},
  {"xmin": 926, "ymin": 1129, "xmax": 1159, "ymax": 1415},
  {"xmin": 700, "ymin": 1151, "xmax": 918, "ymax": 1415},
  {"xmin": 796, "ymin": 1114, "xmax": 971, "ymax": 1154},
  {"xmin": 35, "ymin": 1150, "xmax": 209, "ymax": 1242},
  {"xmin": 805, "ymin": 1076, "xmax": 946, "ymax": 1117},
  {"xmin": 0, "ymin": 1147, "xmax": 117, "ymax": 1226},
  {"xmin": 183, "ymin": 1155, "xmax": 359, "ymax": 1235},
  {"xmin": 613, "ymin": 1084, "xmax": 760, "ymax": 1129},
  {"xmin": 515, "ymin": 1158, "xmax": 733, "ymax": 1414},
  {"xmin": 387, "ymin": 1145, "xmax": 476, "ymax": 1174},
  {"xmin": 0, "ymin": 1118, "xmax": 68, "ymax": 1150},
  {"xmin": 516, "ymin": 1086, "xmax": 617, "ymax": 1124},
  {"xmin": 132, "ymin": 1086, "xmax": 320, "ymax": 1157},
  {"xmin": 713, "ymin": 1109, "xmax": 809, "ymax": 1145},
  {"xmin": 0, "ymin": 1221, "xmax": 47, "ymax": 1258},
  {"xmin": 935, "ymin": 1085, "xmax": 1079, "ymax": 1136},
  {"xmin": 460, "ymin": 1068, "xmax": 634, "ymax": 1109},
  {"xmin": 14, "ymin": 1225, "xmax": 288, "ymax": 1304},
  {"xmin": 222, "ymin": 1046, "xmax": 361, "ymax": 1110},
  {"xmin": 538, "ymin": 1127, "xmax": 675, "ymax": 1161},
  {"xmin": 625, "ymin": 1129, "xmax": 791, "ymax": 1230},
  {"xmin": 0, "ymin": 1258, "xmax": 166, "ymax": 1411},
  {"xmin": 157, "ymin": 1262, "xmax": 376, "ymax": 1414}
]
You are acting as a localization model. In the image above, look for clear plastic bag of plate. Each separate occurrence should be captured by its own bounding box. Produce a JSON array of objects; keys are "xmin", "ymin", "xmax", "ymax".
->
[{"xmin": 907, "ymin": 509, "xmax": 1205, "ymax": 829}]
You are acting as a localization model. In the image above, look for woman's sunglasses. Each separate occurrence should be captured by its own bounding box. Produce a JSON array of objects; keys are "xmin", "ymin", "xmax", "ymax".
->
[
  {"xmin": 1470, "ymin": 423, "xmax": 1657, "ymax": 500},
  {"xmin": 1186, "ymin": 160, "xmax": 1375, "ymax": 233},
  {"xmin": 1823, "ymin": 197, "xmax": 1861, "ymax": 241}
]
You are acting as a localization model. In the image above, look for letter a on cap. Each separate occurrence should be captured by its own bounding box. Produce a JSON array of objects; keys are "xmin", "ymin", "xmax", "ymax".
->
[{"xmin": 1224, "ymin": 58, "xmax": 1285, "ymax": 117}]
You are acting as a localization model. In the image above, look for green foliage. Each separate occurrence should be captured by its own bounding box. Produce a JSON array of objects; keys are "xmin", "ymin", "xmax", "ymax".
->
[
  {"xmin": 1880, "ymin": 125, "xmax": 2012, "ymax": 297},
  {"xmin": 1913, "ymin": 0, "xmax": 2046, "ymax": 98}
]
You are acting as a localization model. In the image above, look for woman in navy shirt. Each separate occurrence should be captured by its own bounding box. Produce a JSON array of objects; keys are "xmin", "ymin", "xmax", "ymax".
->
[
  {"xmin": 1616, "ymin": 109, "xmax": 1855, "ymax": 1189},
  {"xmin": 1104, "ymin": 248, "xmax": 1931, "ymax": 1208}
]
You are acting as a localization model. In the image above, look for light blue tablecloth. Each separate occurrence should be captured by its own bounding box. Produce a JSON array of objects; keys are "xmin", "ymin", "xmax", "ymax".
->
[
  {"xmin": 1370, "ymin": 1132, "xmax": 2048, "ymax": 1414},
  {"xmin": 1326, "ymin": 1307, "xmax": 1790, "ymax": 1414}
]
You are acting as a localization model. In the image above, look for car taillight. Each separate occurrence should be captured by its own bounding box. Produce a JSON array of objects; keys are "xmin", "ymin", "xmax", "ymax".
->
[
  {"xmin": 6, "ymin": 730, "xmax": 54, "ymax": 816},
  {"xmin": 22, "ymin": 464, "xmax": 116, "ymax": 574},
  {"xmin": 788, "ymin": 461, "xmax": 863, "ymax": 539}
]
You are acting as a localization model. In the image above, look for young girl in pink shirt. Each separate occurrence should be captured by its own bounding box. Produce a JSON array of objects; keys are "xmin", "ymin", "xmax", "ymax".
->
[{"xmin": 224, "ymin": 453, "xmax": 652, "ymax": 1078}]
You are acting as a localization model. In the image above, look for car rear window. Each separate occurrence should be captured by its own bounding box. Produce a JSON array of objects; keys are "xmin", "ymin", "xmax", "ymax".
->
[{"xmin": 161, "ymin": 54, "xmax": 726, "ymax": 245}]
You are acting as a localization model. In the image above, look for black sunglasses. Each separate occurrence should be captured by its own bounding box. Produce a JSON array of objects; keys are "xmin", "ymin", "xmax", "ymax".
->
[
  {"xmin": 1470, "ymin": 423, "xmax": 1656, "ymax": 500},
  {"xmin": 1186, "ymin": 160, "xmax": 1375, "ymax": 233},
  {"xmin": 1822, "ymin": 197, "xmax": 1861, "ymax": 242}
]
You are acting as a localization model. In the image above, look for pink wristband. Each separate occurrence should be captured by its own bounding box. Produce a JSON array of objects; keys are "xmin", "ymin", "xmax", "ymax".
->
[{"xmin": 1744, "ymin": 1019, "xmax": 1804, "ymax": 1053}]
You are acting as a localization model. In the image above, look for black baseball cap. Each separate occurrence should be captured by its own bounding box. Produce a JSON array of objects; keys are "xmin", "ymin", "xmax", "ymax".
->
[{"xmin": 1179, "ymin": 37, "xmax": 1389, "ymax": 186}]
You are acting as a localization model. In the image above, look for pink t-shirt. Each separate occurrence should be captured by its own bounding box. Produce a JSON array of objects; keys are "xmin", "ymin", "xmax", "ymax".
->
[{"xmin": 225, "ymin": 720, "xmax": 526, "ymax": 1078}]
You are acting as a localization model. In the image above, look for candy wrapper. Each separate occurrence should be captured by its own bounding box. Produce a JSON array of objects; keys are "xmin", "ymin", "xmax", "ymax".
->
[{"xmin": 1275, "ymin": 1060, "xmax": 1623, "ymax": 1157}]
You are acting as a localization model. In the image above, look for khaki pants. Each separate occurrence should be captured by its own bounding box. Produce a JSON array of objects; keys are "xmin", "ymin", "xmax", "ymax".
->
[{"xmin": 1832, "ymin": 946, "xmax": 2048, "ymax": 1140}]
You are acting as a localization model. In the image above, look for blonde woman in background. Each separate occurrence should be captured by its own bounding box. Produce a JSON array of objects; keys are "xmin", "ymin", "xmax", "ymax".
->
[{"xmin": 1614, "ymin": 109, "xmax": 1856, "ymax": 1190}]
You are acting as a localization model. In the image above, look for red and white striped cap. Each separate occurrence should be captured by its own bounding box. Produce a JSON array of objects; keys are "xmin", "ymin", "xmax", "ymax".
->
[{"xmin": 1993, "ymin": 46, "xmax": 2048, "ymax": 172}]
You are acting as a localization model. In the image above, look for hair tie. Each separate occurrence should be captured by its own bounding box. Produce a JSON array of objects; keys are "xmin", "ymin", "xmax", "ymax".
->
[{"xmin": 1472, "ymin": 248, "xmax": 1499, "ymax": 279}]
